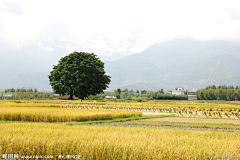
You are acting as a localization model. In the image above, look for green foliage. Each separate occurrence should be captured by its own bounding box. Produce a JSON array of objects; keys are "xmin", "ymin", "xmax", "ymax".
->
[
  {"xmin": 5, "ymin": 88, "xmax": 38, "ymax": 93},
  {"xmin": 48, "ymin": 52, "xmax": 111, "ymax": 99},
  {"xmin": 141, "ymin": 90, "xmax": 147, "ymax": 94},
  {"xmin": 197, "ymin": 85, "xmax": 240, "ymax": 101},
  {"xmin": 113, "ymin": 89, "xmax": 121, "ymax": 99},
  {"xmin": 2, "ymin": 88, "xmax": 53, "ymax": 100},
  {"xmin": 87, "ymin": 89, "xmax": 188, "ymax": 101},
  {"xmin": 86, "ymin": 91, "xmax": 114, "ymax": 100},
  {"xmin": 160, "ymin": 88, "xmax": 164, "ymax": 93},
  {"xmin": 11, "ymin": 92, "xmax": 54, "ymax": 100}
]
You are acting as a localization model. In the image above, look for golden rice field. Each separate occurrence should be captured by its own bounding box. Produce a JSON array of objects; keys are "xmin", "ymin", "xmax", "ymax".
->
[
  {"xmin": 2, "ymin": 101, "xmax": 240, "ymax": 112},
  {"xmin": 0, "ymin": 107, "xmax": 141, "ymax": 122},
  {"xmin": 0, "ymin": 102, "xmax": 60, "ymax": 108},
  {"xmin": 1, "ymin": 100, "xmax": 240, "ymax": 159},
  {"xmin": 1, "ymin": 123, "xmax": 240, "ymax": 160},
  {"xmin": 2, "ymin": 100, "xmax": 240, "ymax": 120},
  {"xmin": 3, "ymin": 100, "xmax": 240, "ymax": 110},
  {"xmin": 4, "ymin": 100, "xmax": 240, "ymax": 109},
  {"xmin": 60, "ymin": 104, "xmax": 240, "ymax": 119},
  {"xmin": 110, "ymin": 101, "xmax": 240, "ymax": 110}
]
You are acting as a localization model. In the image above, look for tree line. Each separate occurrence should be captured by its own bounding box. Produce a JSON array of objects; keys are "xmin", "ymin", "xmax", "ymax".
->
[
  {"xmin": 196, "ymin": 85, "xmax": 240, "ymax": 101},
  {"xmin": 3, "ymin": 88, "xmax": 54, "ymax": 100},
  {"xmin": 86, "ymin": 89, "xmax": 188, "ymax": 101},
  {"xmin": 11, "ymin": 92, "xmax": 54, "ymax": 100},
  {"xmin": 4, "ymin": 88, "xmax": 38, "ymax": 93},
  {"xmin": 3, "ymin": 88, "xmax": 188, "ymax": 101}
]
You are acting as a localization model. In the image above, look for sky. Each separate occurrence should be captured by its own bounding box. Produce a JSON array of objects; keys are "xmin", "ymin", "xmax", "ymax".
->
[{"xmin": 1, "ymin": 0, "xmax": 240, "ymax": 61}]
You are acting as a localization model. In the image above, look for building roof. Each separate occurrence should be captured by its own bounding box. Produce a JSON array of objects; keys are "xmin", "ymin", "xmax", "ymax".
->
[
  {"xmin": 53, "ymin": 95, "xmax": 74, "ymax": 98},
  {"xmin": 105, "ymin": 96, "xmax": 116, "ymax": 99},
  {"xmin": 168, "ymin": 90, "xmax": 184, "ymax": 92},
  {"xmin": 3, "ymin": 94, "xmax": 12, "ymax": 97}
]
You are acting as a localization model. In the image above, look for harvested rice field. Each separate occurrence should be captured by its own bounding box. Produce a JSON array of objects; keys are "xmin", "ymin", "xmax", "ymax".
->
[
  {"xmin": 143, "ymin": 117, "xmax": 240, "ymax": 125},
  {"xmin": 1, "ymin": 100, "xmax": 240, "ymax": 159}
]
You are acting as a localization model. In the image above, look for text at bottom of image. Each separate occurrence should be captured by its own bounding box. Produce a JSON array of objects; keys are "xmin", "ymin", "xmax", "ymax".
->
[{"xmin": 1, "ymin": 154, "xmax": 81, "ymax": 159}]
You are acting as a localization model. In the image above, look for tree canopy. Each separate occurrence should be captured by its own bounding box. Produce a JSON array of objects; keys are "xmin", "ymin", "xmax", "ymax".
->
[
  {"xmin": 196, "ymin": 85, "xmax": 240, "ymax": 101},
  {"xmin": 48, "ymin": 52, "xmax": 111, "ymax": 99}
]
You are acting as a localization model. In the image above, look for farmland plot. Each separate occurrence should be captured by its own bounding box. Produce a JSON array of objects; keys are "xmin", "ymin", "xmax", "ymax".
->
[
  {"xmin": 0, "ymin": 107, "xmax": 141, "ymax": 122},
  {"xmin": 1, "ymin": 123, "xmax": 240, "ymax": 160}
]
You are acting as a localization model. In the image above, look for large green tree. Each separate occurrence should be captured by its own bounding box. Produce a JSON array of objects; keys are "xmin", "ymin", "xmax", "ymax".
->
[{"xmin": 48, "ymin": 52, "xmax": 111, "ymax": 100}]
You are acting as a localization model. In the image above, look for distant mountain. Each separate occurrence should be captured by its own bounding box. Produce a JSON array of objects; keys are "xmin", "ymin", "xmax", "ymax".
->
[
  {"xmin": 105, "ymin": 39, "xmax": 240, "ymax": 91},
  {"xmin": 1, "ymin": 39, "xmax": 240, "ymax": 92},
  {"xmin": 0, "ymin": 72, "xmax": 51, "ymax": 92},
  {"xmin": 0, "ymin": 42, "xmax": 68, "ymax": 91}
]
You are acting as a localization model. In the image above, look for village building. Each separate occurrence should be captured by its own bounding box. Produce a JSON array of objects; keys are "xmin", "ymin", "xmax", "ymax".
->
[
  {"xmin": 167, "ymin": 87, "xmax": 197, "ymax": 99},
  {"xmin": 105, "ymin": 96, "xmax": 116, "ymax": 100},
  {"xmin": 53, "ymin": 94, "xmax": 75, "ymax": 99},
  {"xmin": 167, "ymin": 87, "xmax": 185, "ymax": 95},
  {"xmin": 2, "ymin": 94, "xmax": 12, "ymax": 100}
]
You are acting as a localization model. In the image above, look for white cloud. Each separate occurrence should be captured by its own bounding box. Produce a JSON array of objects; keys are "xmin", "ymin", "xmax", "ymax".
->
[
  {"xmin": 37, "ymin": 42, "xmax": 54, "ymax": 52},
  {"xmin": 1, "ymin": 0, "xmax": 240, "ymax": 60},
  {"xmin": 0, "ymin": 1, "xmax": 25, "ymax": 16},
  {"xmin": 65, "ymin": 46, "xmax": 78, "ymax": 52}
]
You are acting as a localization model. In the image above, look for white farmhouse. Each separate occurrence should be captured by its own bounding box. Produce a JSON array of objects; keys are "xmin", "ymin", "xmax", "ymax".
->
[
  {"xmin": 105, "ymin": 96, "xmax": 116, "ymax": 100},
  {"xmin": 3, "ymin": 94, "xmax": 12, "ymax": 100},
  {"xmin": 167, "ymin": 87, "xmax": 185, "ymax": 95}
]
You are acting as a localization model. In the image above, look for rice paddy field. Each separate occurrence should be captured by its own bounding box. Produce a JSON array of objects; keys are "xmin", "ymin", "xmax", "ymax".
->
[
  {"xmin": 1, "ymin": 100, "xmax": 240, "ymax": 159},
  {"xmin": 0, "ymin": 107, "xmax": 141, "ymax": 122}
]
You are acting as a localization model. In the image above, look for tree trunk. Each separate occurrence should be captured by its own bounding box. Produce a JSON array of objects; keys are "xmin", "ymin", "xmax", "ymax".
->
[{"xmin": 69, "ymin": 94, "xmax": 73, "ymax": 100}]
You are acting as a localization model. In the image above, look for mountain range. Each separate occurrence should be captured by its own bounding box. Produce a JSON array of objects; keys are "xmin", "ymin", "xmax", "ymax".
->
[
  {"xmin": 1, "ymin": 39, "xmax": 240, "ymax": 92},
  {"xmin": 105, "ymin": 39, "xmax": 240, "ymax": 91}
]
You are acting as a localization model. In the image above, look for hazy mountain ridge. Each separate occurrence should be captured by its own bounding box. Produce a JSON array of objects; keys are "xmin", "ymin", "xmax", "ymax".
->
[
  {"xmin": 105, "ymin": 39, "xmax": 240, "ymax": 91},
  {"xmin": 1, "ymin": 39, "xmax": 240, "ymax": 92},
  {"xmin": 0, "ymin": 72, "xmax": 51, "ymax": 92}
]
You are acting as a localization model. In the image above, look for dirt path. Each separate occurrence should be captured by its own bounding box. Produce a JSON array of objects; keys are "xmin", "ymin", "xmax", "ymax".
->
[
  {"xmin": 91, "ymin": 122, "xmax": 240, "ymax": 131},
  {"xmin": 143, "ymin": 117, "xmax": 240, "ymax": 125}
]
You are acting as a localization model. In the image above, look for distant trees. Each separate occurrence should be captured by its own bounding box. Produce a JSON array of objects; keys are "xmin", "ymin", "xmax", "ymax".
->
[
  {"xmin": 160, "ymin": 89, "xmax": 164, "ymax": 93},
  {"xmin": 5, "ymin": 88, "xmax": 37, "ymax": 93},
  {"xmin": 86, "ymin": 88, "xmax": 188, "ymax": 101},
  {"xmin": 196, "ymin": 85, "xmax": 240, "ymax": 101},
  {"xmin": 141, "ymin": 90, "xmax": 147, "ymax": 94},
  {"xmin": 86, "ymin": 91, "xmax": 114, "ymax": 100},
  {"xmin": 143, "ymin": 90, "xmax": 187, "ymax": 100},
  {"xmin": 11, "ymin": 92, "xmax": 53, "ymax": 100},
  {"xmin": 4, "ymin": 88, "xmax": 53, "ymax": 100},
  {"xmin": 114, "ymin": 89, "xmax": 121, "ymax": 99}
]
